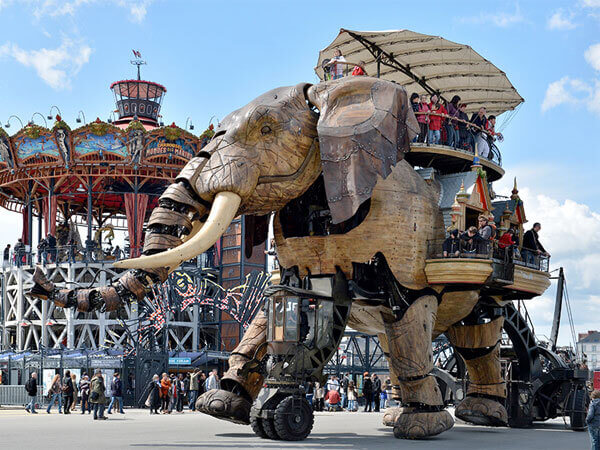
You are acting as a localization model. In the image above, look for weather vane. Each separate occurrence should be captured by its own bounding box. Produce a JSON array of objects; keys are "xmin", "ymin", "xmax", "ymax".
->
[{"xmin": 130, "ymin": 49, "xmax": 146, "ymax": 80}]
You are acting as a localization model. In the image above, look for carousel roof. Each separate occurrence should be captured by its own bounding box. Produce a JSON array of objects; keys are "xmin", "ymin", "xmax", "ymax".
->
[
  {"xmin": 110, "ymin": 79, "xmax": 167, "ymax": 99},
  {"xmin": 315, "ymin": 29, "xmax": 524, "ymax": 116}
]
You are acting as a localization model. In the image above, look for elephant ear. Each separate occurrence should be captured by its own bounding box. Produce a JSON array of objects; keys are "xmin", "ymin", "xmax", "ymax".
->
[{"xmin": 307, "ymin": 77, "xmax": 418, "ymax": 224}]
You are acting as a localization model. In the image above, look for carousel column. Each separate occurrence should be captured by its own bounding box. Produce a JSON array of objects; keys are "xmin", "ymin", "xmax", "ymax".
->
[
  {"xmin": 16, "ymin": 267, "xmax": 23, "ymax": 350},
  {"xmin": 98, "ymin": 268, "xmax": 107, "ymax": 349},
  {"xmin": 134, "ymin": 176, "xmax": 138, "ymax": 257},
  {"xmin": 27, "ymin": 180, "xmax": 33, "ymax": 265},
  {"xmin": 86, "ymin": 176, "xmax": 93, "ymax": 261},
  {"xmin": 66, "ymin": 263, "xmax": 75, "ymax": 349}
]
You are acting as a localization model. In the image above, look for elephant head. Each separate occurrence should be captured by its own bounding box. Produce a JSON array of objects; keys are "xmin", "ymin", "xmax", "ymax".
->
[{"xmin": 115, "ymin": 76, "xmax": 418, "ymax": 271}]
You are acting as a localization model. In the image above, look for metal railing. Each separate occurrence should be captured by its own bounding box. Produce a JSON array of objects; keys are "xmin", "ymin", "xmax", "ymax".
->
[
  {"xmin": 413, "ymin": 111, "xmax": 502, "ymax": 167},
  {"xmin": 427, "ymin": 237, "xmax": 550, "ymax": 272},
  {"xmin": 3, "ymin": 246, "xmax": 143, "ymax": 268}
]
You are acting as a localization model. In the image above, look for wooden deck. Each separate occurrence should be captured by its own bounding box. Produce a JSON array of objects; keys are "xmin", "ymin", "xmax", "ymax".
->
[
  {"xmin": 424, "ymin": 258, "xmax": 551, "ymax": 297},
  {"xmin": 406, "ymin": 144, "xmax": 505, "ymax": 181}
]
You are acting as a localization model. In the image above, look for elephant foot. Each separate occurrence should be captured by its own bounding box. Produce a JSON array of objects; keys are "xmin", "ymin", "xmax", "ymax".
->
[
  {"xmin": 455, "ymin": 396, "xmax": 507, "ymax": 426},
  {"xmin": 382, "ymin": 407, "xmax": 403, "ymax": 427},
  {"xmin": 196, "ymin": 389, "xmax": 251, "ymax": 425},
  {"xmin": 393, "ymin": 408, "xmax": 453, "ymax": 439},
  {"xmin": 29, "ymin": 266, "xmax": 54, "ymax": 299}
]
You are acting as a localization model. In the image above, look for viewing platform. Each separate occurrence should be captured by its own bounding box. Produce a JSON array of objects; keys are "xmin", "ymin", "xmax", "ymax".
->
[
  {"xmin": 407, "ymin": 142, "xmax": 504, "ymax": 182},
  {"xmin": 424, "ymin": 241, "xmax": 551, "ymax": 299}
]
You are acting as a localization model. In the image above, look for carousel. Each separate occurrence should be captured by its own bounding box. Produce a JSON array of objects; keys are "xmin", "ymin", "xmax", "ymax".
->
[{"xmin": 0, "ymin": 55, "xmax": 214, "ymax": 352}]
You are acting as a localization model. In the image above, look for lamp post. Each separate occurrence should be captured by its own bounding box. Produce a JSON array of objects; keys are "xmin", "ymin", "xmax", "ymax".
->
[
  {"xmin": 185, "ymin": 117, "xmax": 194, "ymax": 130},
  {"xmin": 76, "ymin": 111, "xmax": 86, "ymax": 125},
  {"xmin": 47, "ymin": 106, "xmax": 62, "ymax": 121},
  {"xmin": 30, "ymin": 112, "xmax": 48, "ymax": 128},
  {"xmin": 4, "ymin": 115, "xmax": 24, "ymax": 129},
  {"xmin": 107, "ymin": 111, "xmax": 117, "ymax": 124}
]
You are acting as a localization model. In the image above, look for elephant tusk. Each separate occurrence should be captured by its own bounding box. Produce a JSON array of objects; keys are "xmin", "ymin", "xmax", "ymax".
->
[{"xmin": 113, "ymin": 192, "xmax": 241, "ymax": 271}]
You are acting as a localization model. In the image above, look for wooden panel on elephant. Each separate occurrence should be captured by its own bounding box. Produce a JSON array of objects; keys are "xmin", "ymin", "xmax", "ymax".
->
[
  {"xmin": 433, "ymin": 290, "xmax": 480, "ymax": 337},
  {"xmin": 447, "ymin": 317, "xmax": 504, "ymax": 349},
  {"xmin": 398, "ymin": 375, "xmax": 443, "ymax": 406},
  {"xmin": 467, "ymin": 382, "xmax": 506, "ymax": 398},
  {"xmin": 346, "ymin": 301, "xmax": 387, "ymax": 335},
  {"xmin": 424, "ymin": 259, "xmax": 493, "ymax": 285},
  {"xmin": 385, "ymin": 295, "xmax": 437, "ymax": 378},
  {"xmin": 507, "ymin": 265, "xmax": 551, "ymax": 296},
  {"xmin": 378, "ymin": 333, "xmax": 399, "ymax": 385},
  {"xmin": 274, "ymin": 160, "xmax": 444, "ymax": 289}
]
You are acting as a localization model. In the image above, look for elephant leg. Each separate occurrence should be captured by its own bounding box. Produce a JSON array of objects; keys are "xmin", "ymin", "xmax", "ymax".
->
[
  {"xmin": 28, "ymin": 157, "xmax": 210, "ymax": 311},
  {"xmin": 379, "ymin": 333, "xmax": 404, "ymax": 427},
  {"xmin": 385, "ymin": 295, "xmax": 453, "ymax": 439},
  {"xmin": 197, "ymin": 310, "xmax": 267, "ymax": 424},
  {"xmin": 447, "ymin": 307, "xmax": 507, "ymax": 426}
]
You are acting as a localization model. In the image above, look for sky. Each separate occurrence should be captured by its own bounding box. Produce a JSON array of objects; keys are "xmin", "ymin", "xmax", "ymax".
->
[{"xmin": 0, "ymin": 0, "xmax": 598, "ymax": 346}]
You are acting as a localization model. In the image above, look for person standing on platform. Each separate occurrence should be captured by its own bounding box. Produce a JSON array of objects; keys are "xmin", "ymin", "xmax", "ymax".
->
[
  {"xmin": 522, "ymin": 223, "xmax": 550, "ymax": 266},
  {"xmin": 3, "ymin": 244, "xmax": 10, "ymax": 266},
  {"xmin": 62, "ymin": 370, "xmax": 74, "ymax": 414},
  {"xmin": 107, "ymin": 372, "xmax": 124, "ymax": 414},
  {"xmin": 24, "ymin": 372, "xmax": 38, "ymax": 414},
  {"xmin": 90, "ymin": 370, "xmax": 107, "ymax": 420}
]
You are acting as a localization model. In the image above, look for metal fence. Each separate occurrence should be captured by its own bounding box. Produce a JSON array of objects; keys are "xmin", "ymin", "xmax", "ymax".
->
[
  {"xmin": 427, "ymin": 238, "xmax": 550, "ymax": 272},
  {"xmin": 0, "ymin": 385, "xmax": 44, "ymax": 406}
]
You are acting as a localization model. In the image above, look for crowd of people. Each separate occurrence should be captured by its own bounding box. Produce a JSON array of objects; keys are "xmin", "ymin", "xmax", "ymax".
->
[
  {"xmin": 323, "ymin": 48, "xmax": 503, "ymax": 159},
  {"xmin": 307, "ymin": 373, "xmax": 392, "ymax": 413},
  {"xmin": 23, "ymin": 368, "xmax": 222, "ymax": 420},
  {"xmin": 442, "ymin": 219, "xmax": 550, "ymax": 266}
]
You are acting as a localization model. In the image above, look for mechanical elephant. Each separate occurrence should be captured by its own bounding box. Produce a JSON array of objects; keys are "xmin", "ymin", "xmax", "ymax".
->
[{"xmin": 30, "ymin": 76, "xmax": 507, "ymax": 439}]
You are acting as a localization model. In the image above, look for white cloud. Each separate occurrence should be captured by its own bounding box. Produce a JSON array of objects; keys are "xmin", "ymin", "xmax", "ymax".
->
[
  {"xmin": 460, "ymin": 4, "xmax": 524, "ymax": 27},
  {"xmin": 542, "ymin": 43, "xmax": 600, "ymax": 114},
  {"xmin": 3, "ymin": 0, "xmax": 153, "ymax": 23},
  {"xmin": 492, "ymin": 181, "xmax": 600, "ymax": 345},
  {"xmin": 0, "ymin": 38, "xmax": 92, "ymax": 90},
  {"xmin": 585, "ymin": 43, "xmax": 600, "ymax": 71},
  {"xmin": 582, "ymin": 0, "xmax": 600, "ymax": 7},
  {"xmin": 547, "ymin": 9, "xmax": 577, "ymax": 30}
]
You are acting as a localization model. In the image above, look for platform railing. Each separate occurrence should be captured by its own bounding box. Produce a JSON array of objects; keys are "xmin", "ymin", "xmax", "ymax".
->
[
  {"xmin": 413, "ymin": 111, "xmax": 502, "ymax": 167},
  {"xmin": 427, "ymin": 237, "xmax": 550, "ymax": 272}
]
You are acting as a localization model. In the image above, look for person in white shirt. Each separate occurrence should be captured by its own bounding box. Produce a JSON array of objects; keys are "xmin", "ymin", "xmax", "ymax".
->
[
  {"xmin": 205, "ymin": 369, "xmax": 220, "ymax": 391},
  {"xmin": 327, "ymin": 49, "xmax": 347, "ymax": 80},
  {"xmin": 326, "ymin": 375, "xmax": 340, "ymax": 393}
]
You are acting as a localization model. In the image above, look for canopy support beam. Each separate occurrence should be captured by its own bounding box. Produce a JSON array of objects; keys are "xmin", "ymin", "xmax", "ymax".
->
[{"xmin": 345, "ymin": 30, "xmax": 440, "ymax": 98}]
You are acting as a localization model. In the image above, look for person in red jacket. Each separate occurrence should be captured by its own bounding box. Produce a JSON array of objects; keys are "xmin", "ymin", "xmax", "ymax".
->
[
  {"xmin": 428, "ymin": 94, "xmax": 444, "ymax": 145},
  {"xmin": 498, "ymin": 228, "xmax": 516, "ymax": 249},
  {"xmin": 351, "ymin": 61, "xmax": 367, "ymax": 76},
  {"xmin": 326, "ymin": 388, "xmax": 342, "ymax": 411}
]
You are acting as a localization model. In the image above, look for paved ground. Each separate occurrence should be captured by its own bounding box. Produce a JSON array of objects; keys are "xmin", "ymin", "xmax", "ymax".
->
[{"xmin": 0, "ymin": 406, "xmax": 589, "ymax": 449}]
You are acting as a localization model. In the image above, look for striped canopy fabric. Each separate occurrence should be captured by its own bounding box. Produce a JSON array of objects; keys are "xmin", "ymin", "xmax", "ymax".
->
[{"xmin": 315, "ymin": 29, "xmax": 524, "ymax": 116}]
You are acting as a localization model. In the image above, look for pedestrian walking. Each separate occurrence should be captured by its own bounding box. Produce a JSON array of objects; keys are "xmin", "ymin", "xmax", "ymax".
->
[
  {"xmin": 71, "ymin": 373, "xmax": 78, "ymax": 411},
  {"xmin": 176, "ymin": 373, "xmax": 185, "ymax": 413},
  {"xmin": 107, "ymin": 372, "xmax": 124, "ymax": 414},
  {"xmin": 372, "ymin": 373, "xmax": 382, "ymax": 412},
  {"xmin": 90, "ymin": 369, "xmax": 108, "ymax": 420},
  {"xmin": 313, "ymin": 382, "xmax": 325, "ymax": 412},
  {"xmin": 362, "ymin": 372, "xmax": 373, "ymax": 412},
  {"xmin": 189, "ymin": 369, "xmax": 200, "ymax": 411},
  {"xmin": 347, "ymin": 381, "xmax": 358, "ymax": 412},
  {"xmin": 160, "ymin": 373, "xmax": 171, "ymax": 414},
  {"xmin": 79, "ymin": 374, "xmax": 91, "ymax": 414},
  {"xmin": 46, "ymin": 373, "xmax": 63, "ymax": 414},
  {"xmin": 587, "ymin": 389, "xmax": 600, "ymax": 450},
  {"xmin": 147, "ymin": 374, "xmax": 161, "ymax": 414},
  {"xmin": 24, "ymin": 372, "xmax": 38, "ymax": 414},
  {"xmin": 205, "ymin": 369, "xmax": 219, "ymax": 391},
  {"xmin": 62, "ymin": 370, "xmax": 74, "ymax": 414}
]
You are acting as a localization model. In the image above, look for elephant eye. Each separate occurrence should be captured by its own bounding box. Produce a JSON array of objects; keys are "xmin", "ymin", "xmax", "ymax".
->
[{"xmin": 261, "ymin": 125, "xmax": 272, "ymax": 135}]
